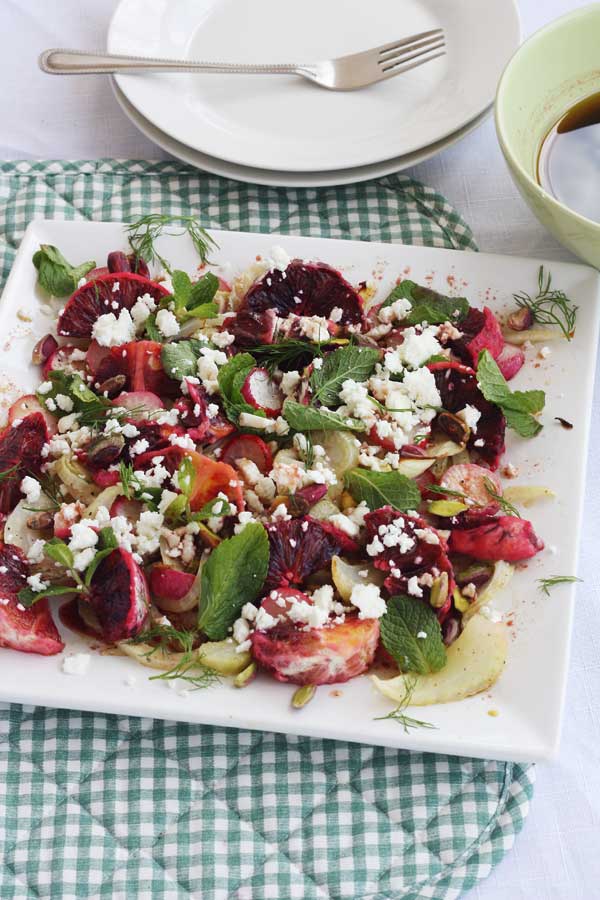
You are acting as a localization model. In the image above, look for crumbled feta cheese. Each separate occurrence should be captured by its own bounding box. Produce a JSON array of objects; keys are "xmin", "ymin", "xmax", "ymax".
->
[
  {"xmin": 26, "ymin": 573, "xmax": 48, "ymax": 592},
  {"xmin": 402, "ymin": 367, "xmax": 441, "ymax": 411},
  {"xmin": 280, "ymin": 371, "xmax": 301, "ymax": 396},
  {"xmin": 135, "ymin": 510, "xmax": 164, "ymax": 556},
  {"xmin": 457, "ymin": 404, "xmax": 481, "ymax": 434},
  {"xmin": 350, "ymin": 583, "xmax": 386, "ymax": 620},
  {"xmin": 295, "ymin": 315, "xmax": 330, "ymax": 342},
  {"xmin": 266, "ymin": 245, "xmax": 291, "ymax": 272},
  {"xmin": 154, "ymin": 308, "xmax": 180, "ymax": 338},
  {"xmin": 338, "ymin": 379, "xmax": 378, "ymax": 424},
  {"xmin": 329, "ymin": 513, "xmax": 360, "ymax": 538},
  {"xmin": 62, "ymin": 653, "xmax": 91, "ymax": 675},
  {"xmin": 406, "ymin": 575, "xmax": 423, "ymax": 598},
  {"xmin": 539, "ymin": 346, "xmax": 551, "ymax": 359},
  {"xmin": 378, "ymin": 296, "xmax": 412, "ymax": 324},
  {"xmin": 55, "ymin": 393, "xmax": 74, "ymax": 413},
  {"xmin": 20, "ymin": 476, "xmax": 41, "ymax": 503},
  {"xmin": 329, "ymin": 307, "xmax": 343, "ymax": 323},
  {"xmin": 26, "ymin": 539, "xmax": 46, "ymax": 564},
  {"xmin": 234, "ymin": 511, "xmax": 256, "ymax": 534},
  {"xmin": 38, "ymin": 381, "xmax": 53, "ymax": 395},
  {"xmin": 91, "ymin": 308, "xmax": 136, "ymax": 347},
  {"xmin": 211, "ymin": 330, "xmax": 235, "ymax": 348},
  {"xmin": 168, "ymin": 433, "xmax": 196, "ymax": 451},
  {"xmin": 384, "ymin": 325, "xmax": 442, "ymax": 371}
]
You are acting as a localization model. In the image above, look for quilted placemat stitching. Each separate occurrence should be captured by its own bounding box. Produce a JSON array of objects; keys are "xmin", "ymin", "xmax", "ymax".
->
[{"xmin": 0, "ymin": 161, "xmax": 529, "ymax": 900}]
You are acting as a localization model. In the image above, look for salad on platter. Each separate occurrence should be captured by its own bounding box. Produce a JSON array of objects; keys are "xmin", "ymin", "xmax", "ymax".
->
[{"xmin": 0, "ymin": 219, "xmax": 579, "ymax": 721}]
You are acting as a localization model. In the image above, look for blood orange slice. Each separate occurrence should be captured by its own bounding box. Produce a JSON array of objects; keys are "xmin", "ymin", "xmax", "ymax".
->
[{"xmin": 57, "ymin": 273, "xmax": 168, "ymax": 337}]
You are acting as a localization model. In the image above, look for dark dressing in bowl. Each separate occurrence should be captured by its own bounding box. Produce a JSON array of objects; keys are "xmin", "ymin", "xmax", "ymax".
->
[{"xmin": 537, "ymin": 91, "xmax": 600, "ymax": 224}]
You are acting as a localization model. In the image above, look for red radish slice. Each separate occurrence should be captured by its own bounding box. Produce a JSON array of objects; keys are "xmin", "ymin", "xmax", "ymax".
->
[
  {"xmin": 43, "ymin": 345, "xmax": 86, "ymax": 378},
  {"xmin": 496, "ymin": 344, "xmax": 525, "ymax": 381},
  {"xmin": 221, "ymin": 434, "xmax": 273, "ymax": 474},
  {"xmin": 54, "ymin": 505, "xmax": 80, "ymax": 539},
  {"xmin": 92, "ymin": 470, "xmax": 121, "ymax": 488},
  {"xmin": 440, "ymin": 464, "xmax": 502, "ymax": 511},
  {"xmin": 450, "ymin": 516, "xmax": 544, "ymax": 561},
  {"xmin": 251, "ymin": 615, "xmax": 379, "ymax": 685},
  {"xmin": 88, "ymin": 547, "xmax": 150, "ymax": 641},
  {"xmin": 109, "ymin": 497, "xmax": 143, "ymax": 521},
  {"xmin": 462, "ymin": 306, "xmax": 504, "ymax": 363},
  {"xmin": 8, "ymin": 395, "xmax": 57, "ymax": 434},
  {"xmin": 113, "ymin": 391, "xmax": 164, "ymax": 413},
  {"xmin": 31, "ymin": 334, "xmax": 58, "ymax": 367},
  {"xmin": 57, "ymin": 273, "xmax": 168, "ymax": 337},
  {"xmin": 241, "ymin": 368, "xmax": 283, "ymax": 416},
  {"xmin": 149, "ymin": 565, "xmax": 196, "ymax": 611}
]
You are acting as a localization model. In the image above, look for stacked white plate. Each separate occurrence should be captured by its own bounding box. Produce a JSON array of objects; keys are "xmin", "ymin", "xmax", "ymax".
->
[{"xmin": 108, "ymin": 0, "xmax": 520, "ymax": 187}]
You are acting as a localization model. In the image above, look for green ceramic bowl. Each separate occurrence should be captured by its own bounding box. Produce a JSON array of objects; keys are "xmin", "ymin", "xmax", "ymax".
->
[{"xmin": 496, "ymin": 4, "xmax": 600, "ymax": 268}]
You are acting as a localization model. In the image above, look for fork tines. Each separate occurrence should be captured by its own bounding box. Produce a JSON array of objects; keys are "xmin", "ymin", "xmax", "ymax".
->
[{"xmin": 378, "ymin": 28, "xmax": 445, "ymax": 73}]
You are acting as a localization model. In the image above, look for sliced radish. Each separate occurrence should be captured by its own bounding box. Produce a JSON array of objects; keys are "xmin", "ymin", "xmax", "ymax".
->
[
  {"xmin": 113, "ymin": 390, "xmax": 164, "ymax": 414},
  {"xmin": 43, "ymin": 345, "xmax": 86, "ymax": 379},
  {"xmin": 109, "ymin": 497, "xmax": 143, "ymax": 521},
  {"xmin": 92, "ymin": 470, "xmax": 121, "ymax": 488},
  {"xmin": 8, "ymin": 395, "xmax": 57, "ymax": 434},
  {"xmin": 496, "ymin": 344, "xmax": 525, "ymax": 381},
  {"xmin": 149, "ymin": 564, "xmax": 197, "ymax": 610},
  {"xmin": 221, "ymin": 434, "xmax": 273, "ymax": 474},
  {"xmin": 440, "ymin": 464, "xmax": 502, "ymax": 512},
  {"xmin": 240, "ymin": 368, "xmax": 283, "ymax": 416}
]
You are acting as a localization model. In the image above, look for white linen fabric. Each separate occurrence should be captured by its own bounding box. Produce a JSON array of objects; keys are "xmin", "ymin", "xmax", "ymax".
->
[{"xmin": 0, "ymin": 2, "xmax": 598, "ymax": 898}]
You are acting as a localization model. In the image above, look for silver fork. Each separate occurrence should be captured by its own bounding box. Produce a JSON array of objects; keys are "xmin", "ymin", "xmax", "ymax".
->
[{"xmin": 39, "ymin": 29, "xmax": 445, "ymax": 91}]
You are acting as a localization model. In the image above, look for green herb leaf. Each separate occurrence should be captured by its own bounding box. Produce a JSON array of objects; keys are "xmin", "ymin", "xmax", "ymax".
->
[
  {"xmin": 344, "ymin": 468, "xmax": 421, "ymax": 511},
  {"xmin": 170, "ymin": 270, "xmax": 193, "ymax": 309},
  {"xmin": 191, "ymin": 496, "xmax": 233, "ymax": 521},
  {"xmin": 198, "ymin": 523, "xmax": 269, "ymax": 640},
  {"xmin": 537, "ymin": 575, "xmax": 582, "ymax": 596},
  {"xmin": 217, "ymin": 352, "xmax": 258, "ymax": 423},
  {"xmin": 32, "ymin": 244, "xmax": 95, "ymax": 297},
  {"xmin": 310, "ymin": 345, "xmax": 379, "ymax": 407},
  {"xmin": 161, "ymin": 339, "xmax": 204, "ymax": 379},
  {"xmin": 43, "ymin": 538, "xmax": 75, "ymax": 570},
  {"xmin": 282, "ymin": 399, "xmax": 365, "ymax": 432},
  {"xmin": 373, "ymin": 675, "xmax": 436, "ymax": 732},
  {"xmin": 251, "ymin": 338, "xmax": 324, "ymax": 372},
  {"xmin": 144, "ymin": 313, "xmax": 163, "ymax": 343},
  {"xmin": 184, "ymin": 301, "xmax": 219, "ymax": 320},
  {"xmin": 382, "ymin": 280, "xmax": 469, "ymax": 325},
  {"xmin": 513, "ymin": 266, "xmax": 578, "ymax": 340},
  {"xmin": 476, "ymin": 350, "xmax": 545, "ymax": 437},
  {"xmin": 380, "ymin": 594, "xmax": 447, "ymax": 675},
  {"xmin": 126, "ymin": 214, "xmax": 217, "ymax": 273},
  {"xmin": 188, "ymin": 272, "xmax": 219, "ymax": 308},
  {"xmin": 98, "ymin": 526, "xmax": 118, "ymax": 550},
  {"xmin": 17, "ymin": 584, "xmax": 80, "ymax": 608},
  {"xmin": 483, "ymin": 478, "xmax": 520, "ymax": 517},
  {"xmin": 177, "ymin": 455, "xmax": 196, "ymax": 499},
  {"xmin": 0, "ymin": 463, "xmax": 20, "ymax": 483}
]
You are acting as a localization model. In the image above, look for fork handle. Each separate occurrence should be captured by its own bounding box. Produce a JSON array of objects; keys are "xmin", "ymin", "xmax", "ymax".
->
[{"xmin": 39, "ymin": 48, "xmax": 307, "ymax": 76}]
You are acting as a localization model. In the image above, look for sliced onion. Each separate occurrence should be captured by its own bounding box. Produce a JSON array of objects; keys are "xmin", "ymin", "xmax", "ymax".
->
[
  {"xmin": 331, "ymin": 555, "xmax": 384, "ymax": 601},
  {"xmin": 424, "ymin": 438, "xmax": 465, "ymax": 459},
  {"xmin": 4, "ymin": 496, "xmax": 55, "ymax": 553},
  {"xmin": 503, "ymin": 485, "xmax": 555, "ymax": 507},
  {"xmin": 309, "ymin": 499, "xmax": 342, "ymax": 520},
  {"xmin": 463, "ymin": 560, "xmax": 514, "ymax": 621},
  {"xmin": 396, "ymin": 458, "xmax": 435, "ymax": 478},
  {"xmin": 119, "ymin": 637, "xmax": 251, "ymax": 675},
  {"xmin": 54, "ymin": 455, "xmax": 100, "ymax": 505},
  {"xmin": 84, "ymin": 484, "xmax": 123, "ymax": 518},
  {"xmin": 502, "ymin": 326, "xmax": 563, "ymax": 345}
]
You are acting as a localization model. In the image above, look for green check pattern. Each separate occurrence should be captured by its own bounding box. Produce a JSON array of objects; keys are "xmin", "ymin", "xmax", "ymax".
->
[{"xmin": 0, "ymin": 160, "xmax": 532, "ymax": 900}]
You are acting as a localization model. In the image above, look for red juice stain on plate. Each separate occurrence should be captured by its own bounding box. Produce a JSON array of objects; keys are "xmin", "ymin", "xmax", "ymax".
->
[
  {"xmin": 537, "ymin": 90, "xmax": 600, "ymax": 223},
  {"xmin": 59, "ymin": 597, "xmax": 100, "ymax": 640}
]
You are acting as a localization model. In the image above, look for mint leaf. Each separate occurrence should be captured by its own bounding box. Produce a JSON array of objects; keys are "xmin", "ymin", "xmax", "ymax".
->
[
  {"xmin": 18, "ymin": 584, "xmax": 79, "ymax": 608},
  {"xmin": 176, "ymin": 455, "xmax": 196, "ymax": 499},
  {"xmin": 183, "ymin": 301, "xmax": 219, "ymax": 320},
  {"xmin": 144, "ymin": 313, "xmax": 164, "ymax": 343},
  {"xmin": 161, "ymin": 339, "xmax": 204, "ymax": 379},
  {"xmin": 383, "ymin": 280, "xmax": 469, "ymax": 325},
  {"xmin": 282, "ymin": 399, "xmax": 365, "ymax": 432},
  {"xmin": 171, "ymin": 270, "xmax": 193, "ymax": 309},
  {"xmin": 32, "ymin": 244, "xmax": 95, "ymax": 297},
  {"xmin": 199, "ymin": 523, "xmax": 269, "ymax": 639},
  {"xmin": 476, "ymin": 350, "xmax": 545, "ymax": 437},
  {"xmin": 344, "ymin": 468, "xmax": 421, "ymax": 511},
  {"xmin": 188, "ymin": 272, "xmax": 219, "ymax": 308},
  {"xmin": 217, "ymin": 353, "xmax": 259, "ymax": 423},
  {"xmin": 380, "ymin": 594, "xmax": 446, "ymax": 674},
  {"xmin": 218, "ymin": 352, "xmax": 256, "ymax": 398},
  {"xmin": 43, "ymin": 538, "xmax": 75, "ymax": 570},
  {"xmin": 310, "ymin": 345, "xmax": 379, "ymax": 407}
]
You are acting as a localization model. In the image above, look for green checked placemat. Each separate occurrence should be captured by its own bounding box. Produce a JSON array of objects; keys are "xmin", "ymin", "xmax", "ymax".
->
[{"xmin": 0, "ymin": 160, "xmax": 533, "ymax": 900}]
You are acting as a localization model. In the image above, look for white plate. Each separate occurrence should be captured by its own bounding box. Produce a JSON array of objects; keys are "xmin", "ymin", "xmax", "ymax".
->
[
  {"xmin": 108, "ymin": 0, "xmax": 520, "ymax": 172},
  {"xmin": 2, "ymin": 220, "xmax": 598, "ymax": 763},
  {"xmin": 112, "ymin": 78, "xmax": 493, "ymax": 188}
]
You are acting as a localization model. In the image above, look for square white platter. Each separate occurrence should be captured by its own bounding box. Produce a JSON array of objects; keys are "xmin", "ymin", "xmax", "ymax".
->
[{"xmin": 1, "ymin": 219, "xmax": 598, "ymax": 763}]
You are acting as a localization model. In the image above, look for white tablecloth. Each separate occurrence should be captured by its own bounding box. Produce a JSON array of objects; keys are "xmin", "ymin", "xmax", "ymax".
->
[{"xmin": 1, "ymin": 2, "xmax": 599, "ymax": 898}]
